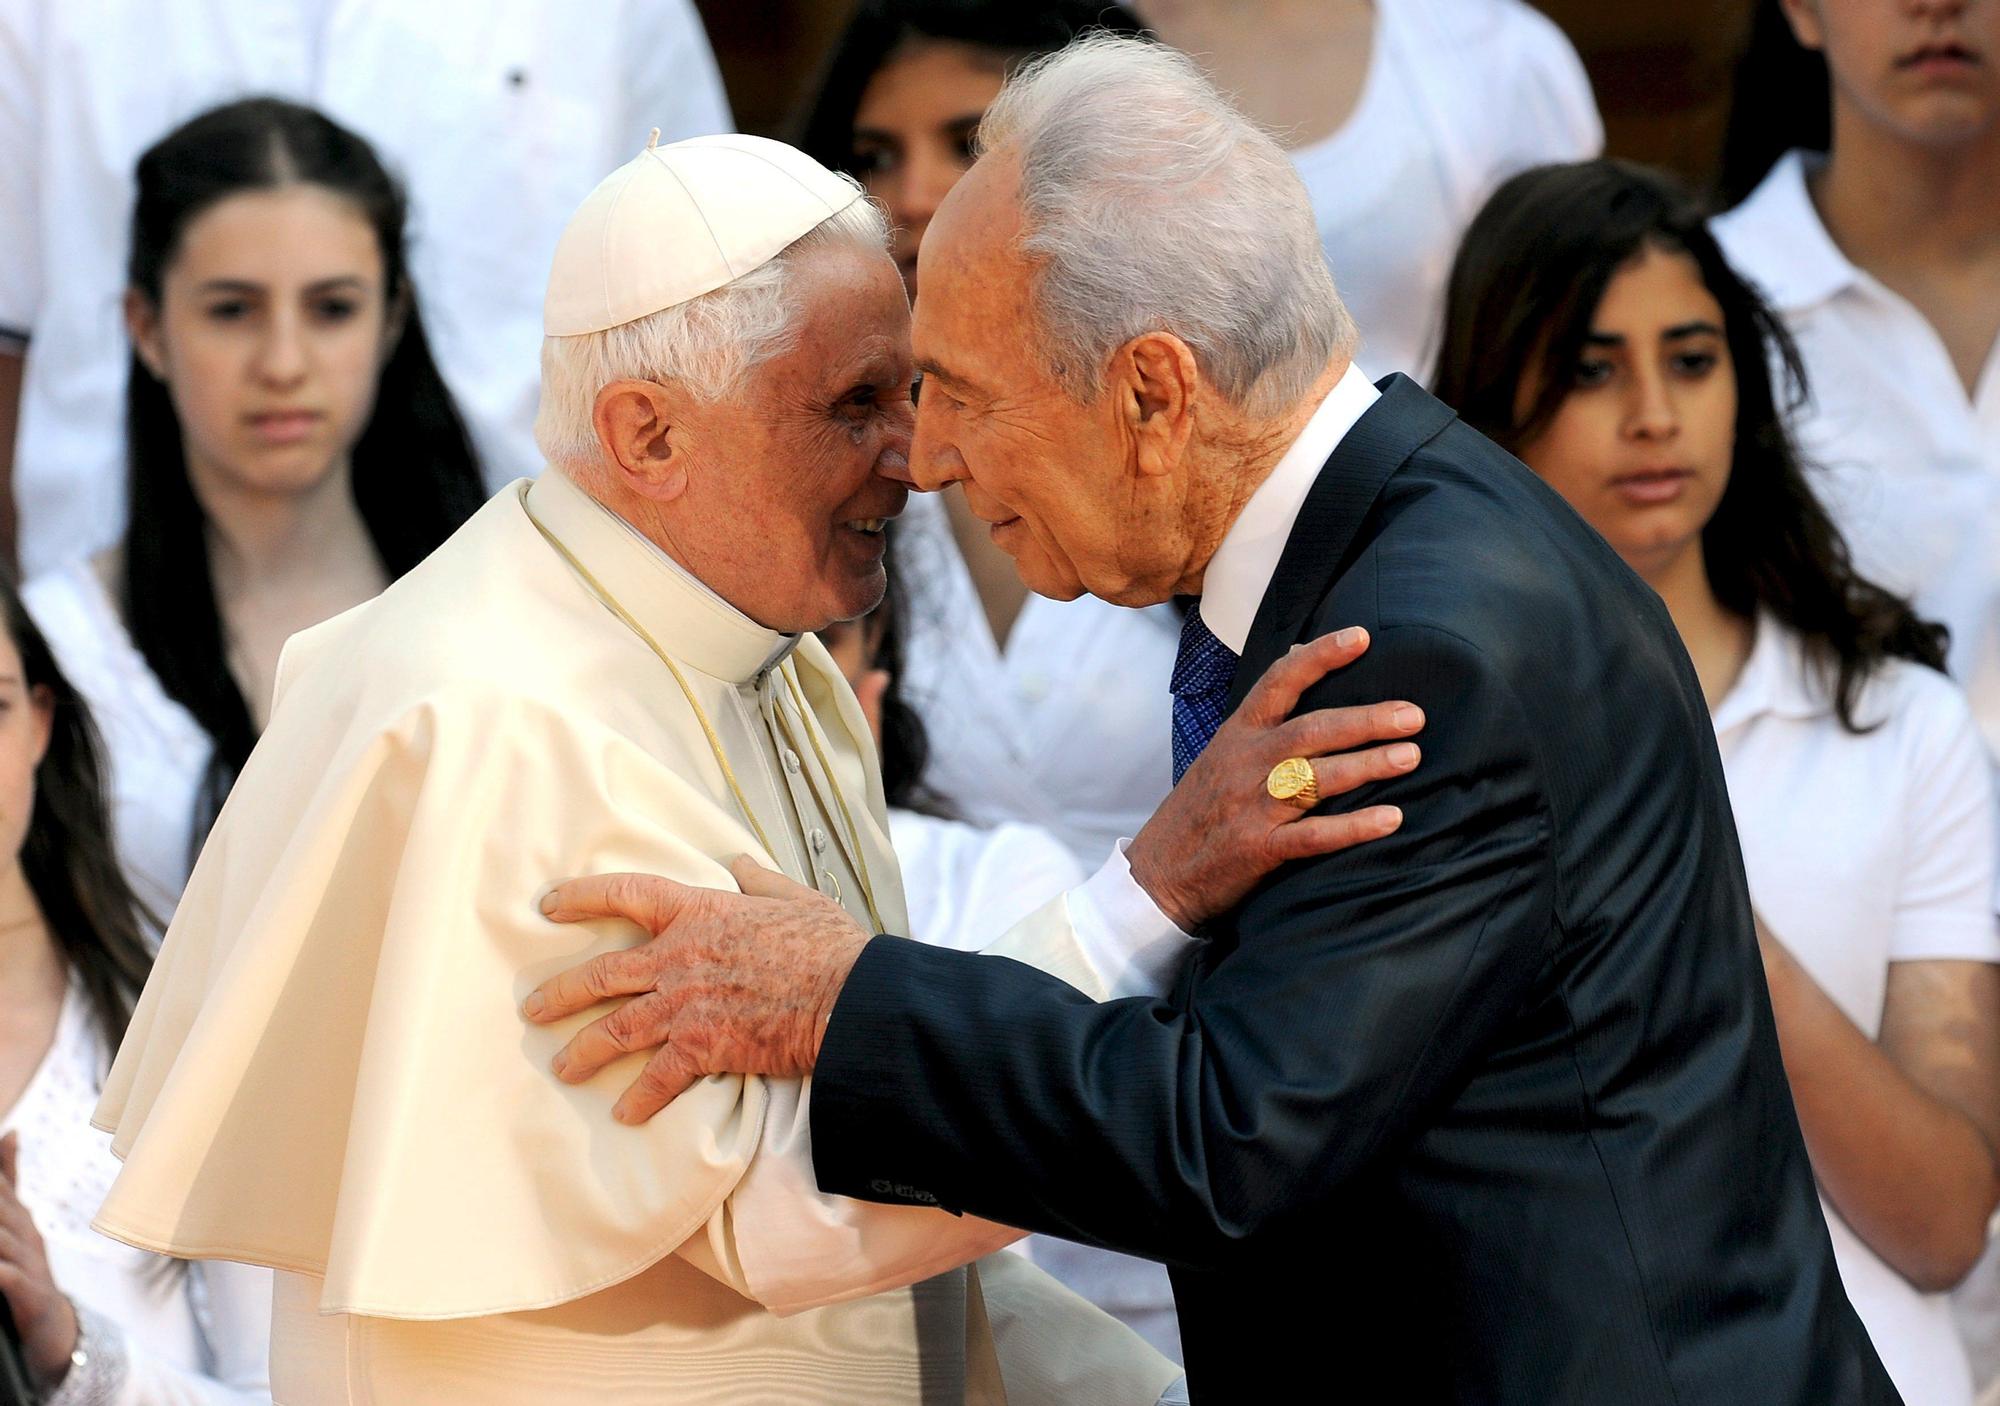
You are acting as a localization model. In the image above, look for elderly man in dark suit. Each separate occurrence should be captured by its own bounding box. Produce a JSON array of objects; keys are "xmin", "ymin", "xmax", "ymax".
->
[{"xmin": 524, "ymin": 34, "xmax": 1898, "ymax": 1405}]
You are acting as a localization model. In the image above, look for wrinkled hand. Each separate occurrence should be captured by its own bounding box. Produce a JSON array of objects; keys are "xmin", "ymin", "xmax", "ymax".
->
[
  {"xmin": 1127, "ymin": 627, "xmax": 1424, "ymax": 931},
  {"xmin": 0, "ymin": 1133, "xmax": 78, "ymax": 1390},
  {"xmin": 524, "ymin": 857, "xmax": 868, "ymax": 1123}
]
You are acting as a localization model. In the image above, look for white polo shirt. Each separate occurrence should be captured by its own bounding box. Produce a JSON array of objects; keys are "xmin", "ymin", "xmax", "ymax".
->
[
  {"xmin": 1713, "ymin": 152, "xmax": 2000, "ymax": 758},
  {"xmin": 1714, "ymin": 616, "xmax": 1997, "ymax": 1406},
  {"xmin": 0, "ymin": 0, "xmax": 731, "ymax": 577}
]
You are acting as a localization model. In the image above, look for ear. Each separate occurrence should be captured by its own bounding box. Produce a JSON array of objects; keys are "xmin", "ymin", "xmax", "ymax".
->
[
  {"xmin": 27, "ymin": 684, "xmax": 52, "ymax": 770},
  {"xmin": 1112, "ymin": 332, "xmax": 1199, "ymax": 480},
  {"xmin": 123, "ymin": 289, "xmax": 168, "ymax": 381},
  {"xmin": 591, "ymin": 378, "xmax": 689, "ymax": 502},
  {"xmin": 1776, "ymin": 0, "xmax": 1823, "ymax": 51}
]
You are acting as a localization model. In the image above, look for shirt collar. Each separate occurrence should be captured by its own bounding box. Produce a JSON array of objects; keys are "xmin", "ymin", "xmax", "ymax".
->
[
  {"xmin": 1199, "ymin": 361, "xmax": 1382, "ymax": 655},
  {"xmin": 1714, "ymin": 150, "xmax": 1859, "ymax": 315},
  {"xmin": 522, "ymin": 470, "xmax": 799, "ymax": 684},
  {"xmin": 1711, "ymin": 614, "xmax": 1831, "ymax": 736}
]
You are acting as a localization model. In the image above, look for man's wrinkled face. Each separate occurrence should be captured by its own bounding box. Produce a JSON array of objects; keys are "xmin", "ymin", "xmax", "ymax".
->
[
  {"xmin": 907, "ymin": 156, "xmax": 1172, "ymax": 606},
  {"xmin": 669, "ymin": 244, "xmax": 915, "ymax": 633}
]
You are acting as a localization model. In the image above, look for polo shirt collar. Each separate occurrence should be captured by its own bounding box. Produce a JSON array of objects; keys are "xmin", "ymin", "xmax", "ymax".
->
[
  {"xmin": 1720, "ymin": 151, "xmax": 1859, "ymax": 315},
  {"xmin": 1712, "ymin": 613, "xmax": 1830, "ymax": 736}
]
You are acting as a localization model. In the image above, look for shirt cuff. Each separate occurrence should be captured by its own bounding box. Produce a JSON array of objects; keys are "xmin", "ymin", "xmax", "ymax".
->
[{"xmin": 1064, "ymin": 840, "xmax": 1198, "ymax": 1002}]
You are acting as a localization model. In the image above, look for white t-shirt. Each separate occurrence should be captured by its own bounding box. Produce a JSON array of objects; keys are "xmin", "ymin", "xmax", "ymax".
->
[
  {"xmin": 1, "ymin": 983, "xmax": 271, "ymax": 1403},
  {"xmin": 1713, "ymin": 151, "xmax": 2000, "ymax": 758},
  {"xmin": 1713, "ymin": 616, "xmax": 1998, "ymax": 1406},
  {"xmin": 1289, "ymin": 0, "xmax": 1601, "ymax": 381},
  {"xmin": 888, "ymin": 807, "xmax": 1185, "ymax": 1365},
  {"xmin": 896, "ymin": 493, "xmax": 1183, "ymax": 869},
  {"xmin": 0, "ymin": 0, "xmax": 731, "ymax": 576},
  {"xmin": 22, "ymin": 561, "xmax": 210, "ymax": 920}
]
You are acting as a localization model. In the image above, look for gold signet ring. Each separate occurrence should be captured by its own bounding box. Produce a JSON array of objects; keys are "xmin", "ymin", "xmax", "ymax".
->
[{"xmin": 1266, "ymin": 757, "xmax": 1319, "ymax": 810}]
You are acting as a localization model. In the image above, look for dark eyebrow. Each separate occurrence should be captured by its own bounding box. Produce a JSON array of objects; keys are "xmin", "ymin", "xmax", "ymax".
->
[
  {"xmin": 1662, "ymin": 320, "xmax": 1724, "ymax": 340},
  {"xmin": 195, "ymin": 276, "xmax": 368, "ymax": 296},
  {"xmin": 1583, "ymin": 331, "xmax": 1623, "ymax": 348}
]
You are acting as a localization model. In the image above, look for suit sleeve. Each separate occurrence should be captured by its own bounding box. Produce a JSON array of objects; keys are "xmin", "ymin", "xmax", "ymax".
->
[{"xmin": 810, "ymin": 623, "xmax": 1559, "ymax": 1268}]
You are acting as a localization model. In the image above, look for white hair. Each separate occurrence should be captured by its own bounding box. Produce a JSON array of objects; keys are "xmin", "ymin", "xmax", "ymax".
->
[
  {"xmin": 978, "ymin": 35, "xmax": 1355, "ymax": 414},
  {"xmin": 533, "ymin": 190, "xmax": 891, "ymax": 467}
]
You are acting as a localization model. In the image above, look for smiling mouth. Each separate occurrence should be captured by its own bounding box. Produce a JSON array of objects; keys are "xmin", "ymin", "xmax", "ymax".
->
[{"xmin": 849, "ymin": 519, "xmax": 888, "ymax": 535}]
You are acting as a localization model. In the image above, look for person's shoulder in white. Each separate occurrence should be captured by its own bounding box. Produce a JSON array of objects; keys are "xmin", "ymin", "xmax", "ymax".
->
[{"xmin": 1396, "ymin": 0, "xmax": 1602, "ymax": 160}]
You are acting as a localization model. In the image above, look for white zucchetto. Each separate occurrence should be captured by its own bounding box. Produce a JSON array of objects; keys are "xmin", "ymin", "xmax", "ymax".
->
[{"xmin": 543, "ymin": 131, "xmax": 865, "ymax": 337}]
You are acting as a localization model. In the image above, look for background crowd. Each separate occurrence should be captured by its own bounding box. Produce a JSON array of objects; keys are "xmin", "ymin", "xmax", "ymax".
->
[{"xmin": 0, "ymin": 1, "xmax": 1996, "ymax": 1402}]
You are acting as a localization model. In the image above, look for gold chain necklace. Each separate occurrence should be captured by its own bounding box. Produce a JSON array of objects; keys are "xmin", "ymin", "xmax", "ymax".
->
[{"xmin": 523, "ymin": 498, "xmax": 884, "ymax": 932}]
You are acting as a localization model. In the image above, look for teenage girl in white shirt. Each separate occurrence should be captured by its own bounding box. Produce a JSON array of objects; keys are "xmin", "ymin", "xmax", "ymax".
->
[
  {"xmin": 0, "ymin": 578, "xmax": 270, "ymax": 1403},
  {"xmin": 1433, "ymin": 157, "xmax": 2000, "ymax": 1406}
]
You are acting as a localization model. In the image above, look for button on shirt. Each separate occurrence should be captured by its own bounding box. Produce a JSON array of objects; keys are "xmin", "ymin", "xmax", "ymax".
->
[
  {"xmin": 0, "ymin": 0, "xmax": 732, "ymax": 576},
  {"xmin": 1713, "ymin": 616, "xmax": 1997, "ymax": 1406},
  {"xmin": 1714, "ymin": 151, "xmax": 2000, "ymax": 756}
]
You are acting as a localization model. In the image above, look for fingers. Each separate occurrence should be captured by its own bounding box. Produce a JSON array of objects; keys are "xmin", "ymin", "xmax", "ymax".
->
[
  {"xmin": 1290, "ymin": 741, "xmax": 1420, "ymax": 805},
  {"xmin": 1238, "ymin": 628, "xmax": 1370, "ymax": 727},
  {"xmin": 0, "ymin": 1131, "xmax": 15, "ymax": 1187},
  {"xmin": 728, "ymin": 854, "xmax": 820, "ymax": 904},
  {"xmin": 612, "ymin": 1044, "xmax": 702, "ymax": 1125},
  {"xmin": 1275, "ymin": 699, "xmax": 1424, "ymax": 760},
  {"xmin": 1268, "ymin": 806, "xmax": 1404, "ymax": 862},
  {"xmin": 524, "ymin": 945, "xmax": 658, "ymax": 1023},
  {"xmin": 539, "ymin": 872, "xmax": 700, "ymax": 930},
  {"xmin": 551, "ymin": 990, "xmax": 674, "ymax": 1083}
]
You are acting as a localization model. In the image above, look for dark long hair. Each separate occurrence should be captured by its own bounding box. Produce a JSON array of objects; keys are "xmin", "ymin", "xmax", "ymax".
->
[
  {"xmin": 797, "ymin": 0, "xmax": 1142, "ymax": 172},
  {"xmin": 1716, "ymin": 0, "xmax": 1830, "ymax": 207},
  {"xmin": 1431, "ymin": 159, "xmax": 1946, "ymax": 732},
  {"xmin": 4, "ymin": 585, "xmax": 155, "ymax": 1051},
  {"xmin": 123, "ymin": 98, "xmax": 485, "ymax": 853}
]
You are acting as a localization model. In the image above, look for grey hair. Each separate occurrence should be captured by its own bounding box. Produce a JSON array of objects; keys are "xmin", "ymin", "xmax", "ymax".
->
[
  {"xmin": 534, "ymin": 189, "xmax": 891, "ymax": 466},
  {"xmin": 978, "ymin": 34, "xmax": 1354, "ymax": 414}
]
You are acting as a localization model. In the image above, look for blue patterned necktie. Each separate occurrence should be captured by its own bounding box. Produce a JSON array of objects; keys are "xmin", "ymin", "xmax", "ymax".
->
[{"xmin": 1170, "ymin": 604, "xmax": 1241, "ymax": 784}]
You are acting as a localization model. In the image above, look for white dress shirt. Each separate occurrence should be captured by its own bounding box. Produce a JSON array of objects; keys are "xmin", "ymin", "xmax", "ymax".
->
[
  {"xmin": 1713, "ymin": 151, "xmax": 2000, "ymax": 757},
  {"xmin": 1202, "ymin": 363, "xmax": 1384, "ymax": 654},
  {"xmin": 3, "ymin": 984, "xmax": 271, "ymax": 1404},
  {"xmin": 1713, "ymin": 617, "xmax": 1998, "ymax": 1406},
  {"xmin": 1289, "ymin": 0, "xmax": 1600, "ymax": 381},
  {"xmin": 0, "ymin": 0, "xmax": 731, "ymax": 576}
]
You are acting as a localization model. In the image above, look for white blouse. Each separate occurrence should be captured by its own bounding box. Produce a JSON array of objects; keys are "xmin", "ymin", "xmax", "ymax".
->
[
  {"xmin": 888, "ymin": 808, "xmax": 1184, "ymax": 1365},
  {"xmin": 1290, "ymin": 0, "xmax": 1602, "ymax": 381},
  {"xmin": 22, "ymin": 562, "xmax": 211, "ymax": 923},
  {"xmin": 1713, "ymin": 618, "xmax": 1998, "ymax": 1406},
  {"xmin": 1, "ymin": 983, "xmax": 271, "ymax": 1403},
  {"xmin": 895, "ymin": 494, "xmax": 1182, "ymax": 870}
]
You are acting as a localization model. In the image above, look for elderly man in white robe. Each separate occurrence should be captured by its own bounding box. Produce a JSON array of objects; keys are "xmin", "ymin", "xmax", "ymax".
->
[{"xmin": 84, "ymin": 133, "xmax": 1417, "ymax": 1402}]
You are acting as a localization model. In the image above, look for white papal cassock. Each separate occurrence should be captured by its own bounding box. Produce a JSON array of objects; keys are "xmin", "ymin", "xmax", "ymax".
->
[{"xmin": 89, "ymin": 470, "xmax": 1177, "ymax": 1404}]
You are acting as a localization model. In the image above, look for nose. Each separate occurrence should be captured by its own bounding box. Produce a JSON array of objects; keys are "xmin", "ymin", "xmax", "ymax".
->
[
  {"xmin": 897, "ymin": 141, "xmax": 963, "ymax": 231},
  {"xmin": 255, "ymin": 306, "xmax": 309, "ymax": 387},
  {"xmin": 1623, "ymin": 366, "xmax": 1680, "ymax": 443},
  {"xmin": 907, "ymin": 399, "xmax": 968, "ymax": 493},
  {"xmin": 875, "ymin": 398, "xmax": 917, "ymax": 486}
]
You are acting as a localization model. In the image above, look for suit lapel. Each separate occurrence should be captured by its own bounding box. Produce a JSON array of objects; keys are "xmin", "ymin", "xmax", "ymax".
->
[{"xmin": 1221, "ymin": 375, "xmax": 1459, "ymax": 713}]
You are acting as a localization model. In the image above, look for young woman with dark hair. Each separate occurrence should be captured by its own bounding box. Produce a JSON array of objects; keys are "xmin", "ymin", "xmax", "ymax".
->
[
  {"xmin": 1434, "ymin": 157, "xmax": 2000, "ymax": 1406},
  {"xmin": 0, "ymin": 581, "xmax": 269, "ymax": 1401},
  {"xmin": 22, "ymin": 97, "xmax": 485, "ymax": 919}
]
